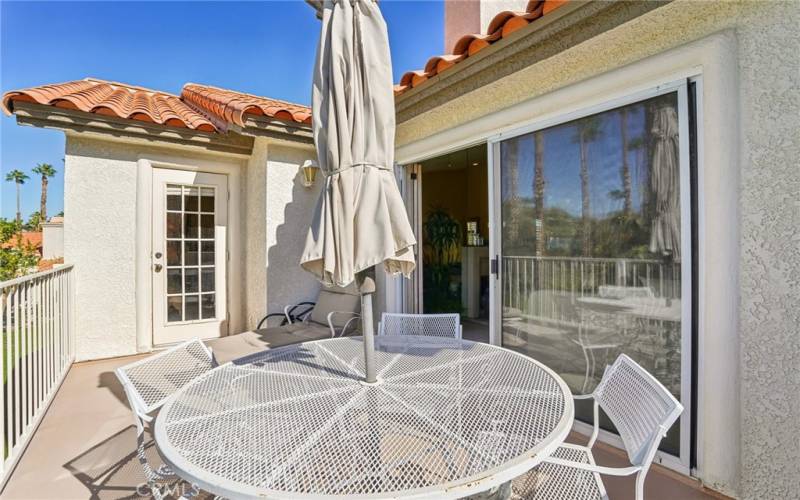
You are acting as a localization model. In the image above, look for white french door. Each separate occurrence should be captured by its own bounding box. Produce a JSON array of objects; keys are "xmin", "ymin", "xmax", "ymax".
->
[{"xmin": 152, "ymin": 169, "xmax": 228, "ymax": 345}]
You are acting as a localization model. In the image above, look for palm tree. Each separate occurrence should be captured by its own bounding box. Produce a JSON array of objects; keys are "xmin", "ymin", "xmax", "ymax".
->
[
  {"xmin": 5, "ymin": 169, "xmax": 29, "ymax": 227},
  {"xmin": 620, "ymin": 109, "xmax": 633, "ymax": 216},
  {"xmin": 628, "ymin": 135, "xmax": 646, "ymax": 207},
  {"xmin": 506, "ymin": 140, "xmax": 521, "ymax": 245},
  {"xmin": 533, "ymin": 131, "xmax": 545, "ymax": 257},
  {"xmin": 573, "ymin": 117, "xmax": 601, "ymax": 257},
  {"xmin": 32, "ymin": 163, "xmax": 56, "ymax": 225}
]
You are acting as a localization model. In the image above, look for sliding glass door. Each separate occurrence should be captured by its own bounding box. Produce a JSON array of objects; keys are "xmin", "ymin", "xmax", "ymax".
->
[{"xmin": 491, "ymin": 82, "xmax": 693, "ymax": 470}]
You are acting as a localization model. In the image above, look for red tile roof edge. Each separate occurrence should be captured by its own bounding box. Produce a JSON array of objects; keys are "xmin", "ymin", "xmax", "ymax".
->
[
  {"xmin": 394, "ymin": 0, "xmax": 568, "ymax": 96},
  {"xmin": 181, "ymin": 83, "xmax": 312, "ymax": 128},
  {"xmin": 2, "ymin": 78, "xmax": 312, "ymax": 134},
  {"xmin": 1, "ymin": 232, "xmax": 43, "ymax": 250}
]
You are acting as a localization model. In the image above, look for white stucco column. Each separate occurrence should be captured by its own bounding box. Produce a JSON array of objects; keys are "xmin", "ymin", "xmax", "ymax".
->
[{"xmin": 244, "ymin": 139, "xmax": 269, "ymax": 330}]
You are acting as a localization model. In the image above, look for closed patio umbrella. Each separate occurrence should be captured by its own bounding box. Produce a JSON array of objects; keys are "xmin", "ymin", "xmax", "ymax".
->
[
  {"xmin": 649, "ymin": 104, "xmax": 681, "ymax": 260},
  {"xmin": 301, "ymin": 0, "xmax": 416, "ymax": 383}
]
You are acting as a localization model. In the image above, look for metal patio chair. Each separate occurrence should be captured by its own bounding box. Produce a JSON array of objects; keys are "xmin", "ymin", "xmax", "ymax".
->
[
  {"xmin": 512, "ymin": 354, "xmax": 683, "ymax": 500},
  {"xmin": 256, "ymin": 284, "xmax": 361, "ymax": 338},
  {"xmin": 378, "ymin": 313, "xmax": 462, "ymax": 339},
  {"xmin": 115, "ymin": 338, "xmax": 215, "ymax": 500}
]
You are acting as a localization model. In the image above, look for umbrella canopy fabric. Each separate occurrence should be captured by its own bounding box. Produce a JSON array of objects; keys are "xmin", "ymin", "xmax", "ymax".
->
[
  {"xmin": 649, "ymin": 104, "xmax": 681, "ymax": 260},
  {"xmin": 301, "ymin": 0, "xmax": 416, "ymax": 288}
]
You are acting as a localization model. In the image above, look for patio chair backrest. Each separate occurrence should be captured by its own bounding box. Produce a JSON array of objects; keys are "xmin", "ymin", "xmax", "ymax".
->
[
  {"xmin": 309, "ymin": 284, "xmax": 361, "ymax": 328},
  {"xmin": 378, "ymin": 313, "xmax": 462, "ymax": 339},
  {"xmin": 115, "ymin": 338, "xmax": 215, "ymax": 416},
  {"xmin": 593, "ymin": 354, "xmax": 683, "ymax": 467}
]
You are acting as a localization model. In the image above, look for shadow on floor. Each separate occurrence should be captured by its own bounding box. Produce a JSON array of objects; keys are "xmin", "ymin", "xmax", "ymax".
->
[
  {"xmin": 97, "ymin": 370, "xmax": 130, "ymax": 408},
  {"xmin": 63, "ymin": 425, "xmax": 210, "ymax": 500}
]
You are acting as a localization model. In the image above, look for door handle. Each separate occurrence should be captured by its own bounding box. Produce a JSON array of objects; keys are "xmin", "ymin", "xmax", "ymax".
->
[{"xmin": 154, "ymin": 263, "xmax": 163, "ymax": 273}]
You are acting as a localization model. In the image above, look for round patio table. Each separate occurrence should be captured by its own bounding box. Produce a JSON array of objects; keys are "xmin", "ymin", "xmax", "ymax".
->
[{"xmin": 154, "ymin": 335, "xmax": 574, "ymax": 499}]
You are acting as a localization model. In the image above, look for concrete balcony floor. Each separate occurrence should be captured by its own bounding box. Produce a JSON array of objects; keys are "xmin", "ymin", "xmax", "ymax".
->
[{"xmin": 1, "ymin": 347, "xmax": 727, "ymax": 499}]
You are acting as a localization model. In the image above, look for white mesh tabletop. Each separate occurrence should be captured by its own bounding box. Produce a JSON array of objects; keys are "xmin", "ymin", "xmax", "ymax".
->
[{"xmin": 154, "ymin": 336, "xmax": 574, "ymax": 499}]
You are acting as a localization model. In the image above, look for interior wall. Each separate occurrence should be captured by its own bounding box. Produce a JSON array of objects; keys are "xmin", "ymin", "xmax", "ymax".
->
[{"xmin": 420, "ymin": 148, "xmax": 489, "ymax": 243}]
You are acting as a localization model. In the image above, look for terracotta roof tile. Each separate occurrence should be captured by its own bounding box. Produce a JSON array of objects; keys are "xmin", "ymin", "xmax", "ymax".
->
[
  {"xmin": 1, "ymin": 232, "xmax": 43, "ymax": 250},
  {"xmin": 395, "ymin": 0, "xmax": 566, "ymax": 96},
  {"xmin": 2, "ymin": 78, "xmax": 218, "ymax": 132},
  {"xmin": 181, "ymin": 84, "xmax": 312, "ymax": 128},
  {"xmin": 2, "ymin": 78, "xmax": 312, "ymax": 134}
]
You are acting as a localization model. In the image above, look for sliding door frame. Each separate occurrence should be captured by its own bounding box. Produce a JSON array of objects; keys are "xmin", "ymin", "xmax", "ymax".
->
[{"xmin": 486, "ymin": 78, "xmax": 696, "ymax": 474}]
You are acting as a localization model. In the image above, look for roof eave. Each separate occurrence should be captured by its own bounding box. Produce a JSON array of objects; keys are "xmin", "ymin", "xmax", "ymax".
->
[
  {"xmin": 240, "ymin": 114, "xmax": 315, "ymax": 146},
  {"xmin": 10, "ymin": 101, "xmax": 254, "ymax": 156},
  {"xmin": 395, "ymin": 0, "xmax": 667, "ymax": 123}
]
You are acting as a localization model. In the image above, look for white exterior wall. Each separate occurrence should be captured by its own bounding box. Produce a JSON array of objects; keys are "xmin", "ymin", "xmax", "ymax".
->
[
  {"xmin": 263, "ymin": 142, "xmax": 321, "ymax": 319},
  {"xmin": 64, "ymin": 136, "xmax": 141, "ymax": 361},
  {"xmin": 242, "ymin": 138, "xmax": 320, "ymax": 329},
  {"xmin": 64, "ymin": 134, "xmax": 260, "ymax": 360},
  {"xmin": 41, "ymin": 223, "xmax": 64, "ymax": 259},
  {"xmin": 64, "ymin": 133, "xmax": 318, "ymax": 360},
  {"xmin": 244, "ymin": 139, "xmax": 269, "ymax": 329}
]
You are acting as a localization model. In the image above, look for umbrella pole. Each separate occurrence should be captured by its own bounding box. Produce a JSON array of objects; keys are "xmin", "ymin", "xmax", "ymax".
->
[{"xmin": 357, "ymin": 268, "xmax": 378, "ymax": 384}]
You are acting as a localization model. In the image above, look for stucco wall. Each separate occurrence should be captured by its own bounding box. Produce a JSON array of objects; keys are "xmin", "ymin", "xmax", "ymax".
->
[
  {"xmin": 395, "ymin": 1, "xmax": 800, "ymax": 498},
  {"xmin": 65, "ymin": 135, "xmax": 252, "ymax": 360},
  {"xmin": 244, "ymin": 139, "xmax": 269, "ymax": 329},
  {"xmin": 65, "ymin": 136, "xmax": 141, "ymax": 361},
  {"xmin": 41, "ymin": 223, "xmax": 64, "ymax": 259},
  {"xmin": 264, "ymin": 143, "xmax": 322, "ymax": 319}
]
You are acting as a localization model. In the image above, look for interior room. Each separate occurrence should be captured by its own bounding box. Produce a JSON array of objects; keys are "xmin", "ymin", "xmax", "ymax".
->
[{"xmin": 418, "ymin": 144, "xmax": 489, "ymax": 343}]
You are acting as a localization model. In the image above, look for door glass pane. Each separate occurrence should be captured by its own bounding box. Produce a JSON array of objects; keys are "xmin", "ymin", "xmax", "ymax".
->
[
  {"xmin": 166, "ymin": 213, "xmax": 181, "ymax": 238},
  {"xmin": 185, "ymin": 241, "xmax": 198, "ymax": 266},
  {"xmin": 201, "ymin": 214, "xmax": 214, "ymax": 239},
  {"xmin": 167, "ymin": 269, "xmax": 182, "ymax": 294},
  {"xmin": 184, "ymin": 214, "xmax": 198, "ymax": 238},
  {"xmin": 167, "ymin": 296, "xmax": 182, "ymax": 322},
  {"xmin": 499, "ymin": 92, "xmax": 684, "ymax": 456},
  {"xmin": 167, "ymin": 185, "xmax": 182, "ymax": 211},
  {"xmin": 166, "ymin": 241, "xmax": 181, "ymax": 266},
  {"xmin": 201, "ymin": 241, "xmax": 215, "ymax": 265},
  {"xmin": 185, "ymin": 268, "xmax": 199, "ymax": 293},
  {"xmin": 201, "ymin": 187, "xmax": 214, "ymax": 212},
  {"xmin": 184, "ymin": 186, "xmax": 199, "ymax": 212},
  {"xmin": 162, "ymin": 181, "xmax": 219, "ymax": 323},
  {"xmin": 201, "ymin": 268, "xmax": 215, "ymax": 292},
  {"xmin": 185, "ymin": 295, "xmax": 199, "ymax": 320},
  {"xmin": 201, "ymin": 294, "xmax": 215, "ymax": 319}
]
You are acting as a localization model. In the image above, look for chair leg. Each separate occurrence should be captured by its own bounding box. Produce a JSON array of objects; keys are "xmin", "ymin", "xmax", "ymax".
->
[
  {"xmin": 133, "ymin": 414, "xmax": 175, "ymax": 499},
  {"xmin": 581, "ymin": 346, "xmax": 592, "ymax": 394}
]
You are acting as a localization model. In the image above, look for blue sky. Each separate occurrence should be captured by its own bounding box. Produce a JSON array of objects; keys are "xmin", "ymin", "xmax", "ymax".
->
[{"xmin": 0, "ymin": 0, "xmax": 443, "ymax": 220}]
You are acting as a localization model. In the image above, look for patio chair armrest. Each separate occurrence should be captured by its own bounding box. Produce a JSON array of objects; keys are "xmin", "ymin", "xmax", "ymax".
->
[
  {"xmin": 327, "ymin": 311, "xmax": 361, "ymax": 337},
  {"xmin": 257, "ymin": 312, "xmax": 289, "ymax": 330},
  {"xmin": 541, "ymin": 457, "xmax": 642, "ymax": 477},
  {"xmin": 286, "ymin": 301, "xmax": 316, "ymax": 323},
  {"xmin": 257, "ymin": 302, "xmax": 316, "ymax": 329},
  {"xmin": 573, "ymin": 394, "xmax": 594, "ymax": 400}
]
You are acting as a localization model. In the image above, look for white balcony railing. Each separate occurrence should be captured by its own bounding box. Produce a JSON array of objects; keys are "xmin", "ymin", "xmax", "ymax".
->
[
  {"xmin": 0, "ymin": 265, "xmax": 75, "ymax": 487},
  {"xmin": 503, "ymin": 255, "xmax": 680, "ymax": 325}
]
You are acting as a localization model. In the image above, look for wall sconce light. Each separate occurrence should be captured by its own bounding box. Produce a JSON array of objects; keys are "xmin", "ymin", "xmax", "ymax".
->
[{"xmin": 300, "ymin": 159, "xmax": 319, "ymax": 188}]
